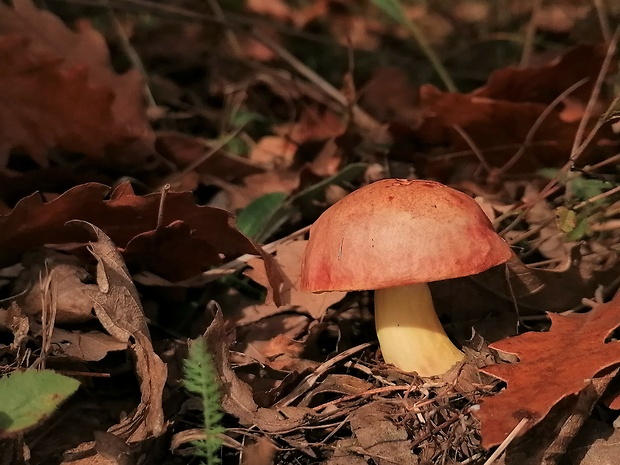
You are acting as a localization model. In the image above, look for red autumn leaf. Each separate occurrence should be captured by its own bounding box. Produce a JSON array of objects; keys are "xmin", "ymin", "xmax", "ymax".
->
[
  {"xmin": 415, "ymin": 84, "xmax": 584, "ymax": 171},
  {"xmin": 473, "ymin": 44, "xmax": 610, "ymax": 104},
  {"xmin": 476, "ymin": 290, "xmax": 620, "ymax": 449},
  {"xmin": 0, "ymin": 183, "xmax": 282, "ymax": 300},
  {"xmin": 369, "ymin": 44, "xmax": 617, "ymax": 176},
  {"xmin": 0, "ymin": 0, "xmax": 154, "ymax": 166}
]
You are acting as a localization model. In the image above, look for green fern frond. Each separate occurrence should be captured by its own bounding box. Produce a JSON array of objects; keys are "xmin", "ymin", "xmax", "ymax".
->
[{"xmin": 183, "ymin": 338, "xmax": 225, "ymax": 465}]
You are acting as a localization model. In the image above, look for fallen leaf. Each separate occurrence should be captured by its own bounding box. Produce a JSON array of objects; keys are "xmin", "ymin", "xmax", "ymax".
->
[
  {"xmin": 13, "ymin": 250, "xmax": 97, "ymax": 323},
  {"xmin": 349, "ymin": 402, "xmax": 416, "ymax": 465},
  {"xmin": 156, "ymin": 131, "xmax": 265, "ymax": 181},
  {"xmin": 274, "ymin": 106, "xmax": 345, "ymax": 145},
  {"xmin": 242, "ymin": 240, "xmax": 346, "ymax": 323},
  {"xmin": 249, "ymin": 136, "xmax": 298, "ymax": 168},
  {"xmin": 0, "ymin": 0, "xmax": 154, "ymax": 166},
  {"xmin": 235, "ymin": 313, "xmax": 324, "ymax": 372},
  {"xmin": 474, "ymin": 44, "xmax": 608, "ymax": 104},
  {"xmin": 241, "ymin": 436, "xmax": 277, "ymax": 465},
  {"xmin": 75, "ymin": 221, "xmax": 166, "ymax": 442},
  {"xmin": 0, "ymin": 182, "xmax": 283, "ymax": 300},
  {"xmin": 204, "ymin": 311, "xmax": 317, "ymax": 432},
  {"xmin": 384, "ymin": 44, "xmax": 618, "ymax": 177},
  {"xmin": 476, "ymin": 289, "xmax": 620, "ymax": 449},
  {"xmin": 40, "ymin": 326, "xmax": 128, "ymax": 362}
]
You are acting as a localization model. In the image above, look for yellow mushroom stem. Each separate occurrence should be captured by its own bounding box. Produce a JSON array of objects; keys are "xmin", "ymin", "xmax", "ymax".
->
[{"xmin": 374, "ymin": 283, "xmax": 465, "ymax": 377}]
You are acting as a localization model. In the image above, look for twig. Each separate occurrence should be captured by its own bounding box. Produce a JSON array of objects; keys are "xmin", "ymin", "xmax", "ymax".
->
[
  {"xmin": 483, "ymin": 418, "xmax": 529, "ymax": 465},
  {"xmin": 451, "ymin": 124, "xmax": 492, "ymax": 174},
  {"xmin": 162, "ymin": 126, "xmax": 246, "ymax": 188},
  {"xmin": 500, "ymin": 30, "xmax": 619, "ymax": 236},
  {"xmin": 497, "ymin": 79, "xmax": 588, "ymax": 176},
  {"xmin": 276, "ymin": 343, "xmax": 373, "ymax": 407},
  {"xmin": 156, "ymin": 184, "xmax": 170, "ymax": 230},
  {"xmin": 570, "ymin": 26, "xmax": 620, "ymax": 159}
]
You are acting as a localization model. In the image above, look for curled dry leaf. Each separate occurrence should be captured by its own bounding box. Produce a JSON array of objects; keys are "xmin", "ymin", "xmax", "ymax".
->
[
  {"xmin": 0, "ymin": 0, "xmax": 155, "ymax": 166},
  {"xmin": 204, "ymin": 311, "xmax": 316, "ymax": 433},
  {"xmin": 74, "ymin": 221, "xmax": 166, "ymax": 442},
  {"xmin": 477, "ymin": 290, "xmax": 620, "ymax": 449},
  {"xmin": 40, "ymin": 326, "xmax": 128, "ymax": 362},
  {"xmin": 0, "ymin": 182, "xmax": 283, "ymax": 302},
  {"xmin": 13, "ymin": 250, "xmax": 97, "ymax": 323},
  {"xmin": 242, "ymin": 240, "xmax": 346, "ymax": 323}
]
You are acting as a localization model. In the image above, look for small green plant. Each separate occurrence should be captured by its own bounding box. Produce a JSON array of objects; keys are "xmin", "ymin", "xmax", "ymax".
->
[
  {"xmin": 0, "ymin": 369, "xmax": 80, "ymax": 436},
  {"xmin": 183, "ymin": 338, "xmax": 225, "ymax": 465}
]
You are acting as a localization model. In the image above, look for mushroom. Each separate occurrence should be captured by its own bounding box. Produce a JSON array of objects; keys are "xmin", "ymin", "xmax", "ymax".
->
[{"xmin": 300, "ymin": 179, "xmax": 512, "ymax": 377}]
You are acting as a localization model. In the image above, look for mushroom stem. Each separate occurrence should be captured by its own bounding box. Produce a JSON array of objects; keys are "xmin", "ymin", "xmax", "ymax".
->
[{"xmin": 374, "ymin": 283, "xmax": 465, "ymax": 376}]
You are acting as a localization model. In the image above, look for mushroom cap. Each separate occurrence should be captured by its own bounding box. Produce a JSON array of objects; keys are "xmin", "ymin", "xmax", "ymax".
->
[{"xmin": 301, "ymin": 179, "xmax": 513, "ymax": 292}]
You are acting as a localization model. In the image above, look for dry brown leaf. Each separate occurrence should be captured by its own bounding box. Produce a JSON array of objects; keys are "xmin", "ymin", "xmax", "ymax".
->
[
  {"xmin": 349, "ymin": 402, "xmax": 416, "ymax": 465},
  {"xmin": 241, "ymin": 436, "xmax": 277, "ymax": 465},
  {"xmin": 474, "ymin": 44, "xmax": 608, "ymax": 104},
  {"xmin": 235, "ymin": 313, "xmax": 325, "ymax": 372},
  {"xmin": 0, "ymin": 182, "xmax": 283, "ymax": 301},
  {"xmin": 227, "ymin": 169, "xmax": 301, "ymax": 210},
  {"xmin": 471, "ymin": 253, "xmax": 620, "ymax": 314},
  {"xmin": 156, "ymin": 131, "xmax": 265, "ymax": 181},
  {"xmin": 0, "ymin": 0, "xmax": 154, "ymax": 166},
  {"xmin": 274, "ymin": 106, "xmax": 345, "ymax": 145},
  {"xmin": 14, "ymin": 250, "xmax": 97, "ymax": 323},
  {"xmin": 75, "ymin": 221, "xmax": 166, "ymax": 442},
  {"xmin": 250, "ymin": 136, "xmax": 298, "ymax": 168},
  {"xmin": 476, "ymin": 289, "xmax": 620, "ymax": 449},
  {"xmin": 242, "ymin": 240, "xmax": 346, "ymax": 324},
  {"xmin": 41, "ymin": 327, "xmax": 128, "ymax": 362},
  {"xmin": 382, "ymin": 44, "xmax": 617, "ymax": 178},
  {"xmin": 204, "ymin": 311, "xmax": 317, "ymax": 432}
]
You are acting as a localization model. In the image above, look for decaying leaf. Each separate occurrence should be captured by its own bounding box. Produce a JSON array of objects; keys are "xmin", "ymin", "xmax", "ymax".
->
[
  {"xmin": 348, "ymin": 402, "xmax": 416, "ymax": 465},
  {"xmin": 243, "ymin": 240, "xmax": 346, "ymax": 323},
  {"xmin": 378, "ymin": 44, "xmax": 617, "ymax": 178},
  {"xmin": 0, "ymin": 0, "xmax": 155, "ymax": 166},
  {"xmin": 0, "ymin": 182, "xmax": 283, "ymax": 301},
  {"xmin": 38, "ymin": 326, "xmax": 128, "ymax": 362},
  {"xmin": 75, "ymin": 221, "xmax": 166, "ymax": 442},
  {"xmin": 204, "ymin": 311, "xmax": 317, "ymax": 433},
  {"xmin": 241, "ymin": 436, "xmax": 277, "ymax": 465},
  {"xmin": 13, "ymin": 249, "xmax": 97, "ymax": 323},
  {"xmin": 477, "ymin": 290, "xmax": 620, "ymax": 449}
]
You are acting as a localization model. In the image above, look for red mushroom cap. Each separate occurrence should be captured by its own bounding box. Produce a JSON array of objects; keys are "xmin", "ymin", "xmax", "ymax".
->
[{"xmin": 301, "ymin": 179, "xmax": 513, "ymax": 292}]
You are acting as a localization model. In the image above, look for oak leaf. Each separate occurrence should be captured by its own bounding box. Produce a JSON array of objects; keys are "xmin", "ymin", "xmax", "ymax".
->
[
  {"xmin": 477, "ymin": 290, "xmax": 620, "ymax": 449},
  {"xmin": 0, "ymin": 0, "xmax": 154, "ymax": 166},
  {"xmin": 0, "ymin": 183, "xmax": 282, "ymax": 301}
]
